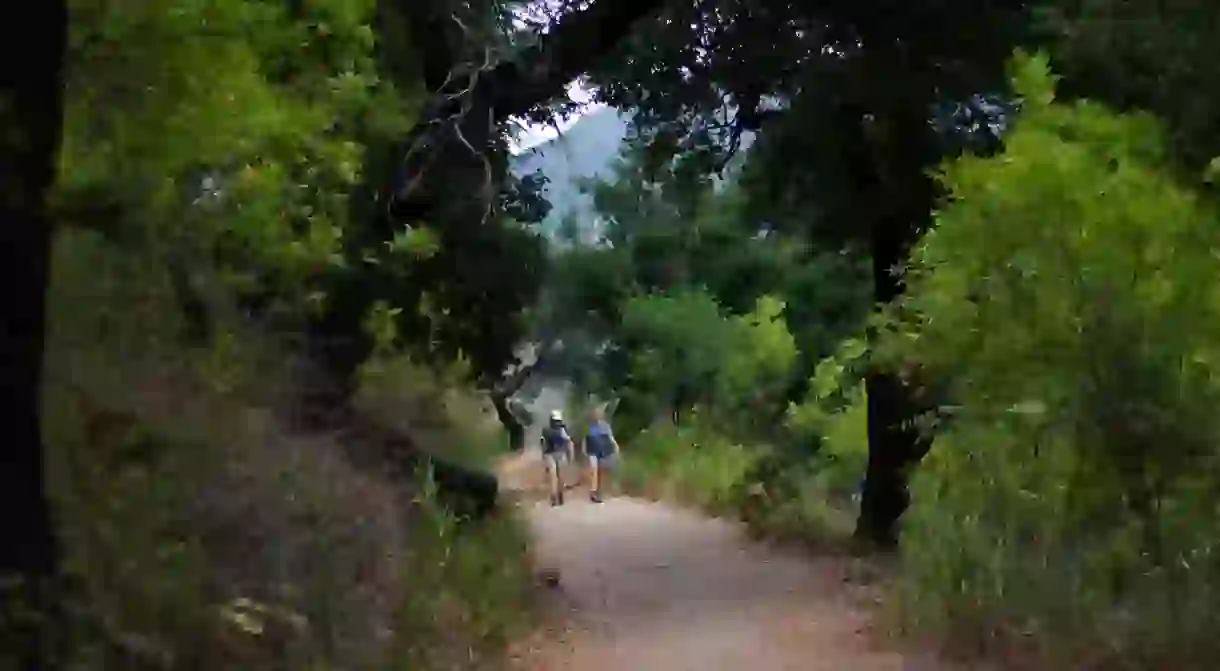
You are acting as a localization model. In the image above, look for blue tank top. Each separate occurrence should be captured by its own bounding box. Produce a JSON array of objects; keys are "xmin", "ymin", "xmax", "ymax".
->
[{"xmin": 586, "ymin": 420, "xmax": 614, "ymax": 456}]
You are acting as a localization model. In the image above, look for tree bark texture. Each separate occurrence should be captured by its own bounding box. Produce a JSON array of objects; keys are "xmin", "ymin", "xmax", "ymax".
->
[
  {"xmin": 0, "ymin": 0, "xmax": 70, "ymax": 664},
  {"xmin": 840, "ymin": 93, "xmax": 940, "ymax": 548}
]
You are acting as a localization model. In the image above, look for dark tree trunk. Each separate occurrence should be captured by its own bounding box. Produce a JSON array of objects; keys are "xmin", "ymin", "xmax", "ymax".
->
[
  {"xmin": 859, "ymin": 373, "xmax": 921, "ymax": 547},
  {"xmin": 0, "ymin": 0, "xmax": 69, "ymax": 664},
  {"xmin": 846, "ymin": 94, "xmax": 941, "ymax": 549},
  {"xmin": 488, "ymin": 342, "xmax": 555, "ymax": 452},
  {"xmin": 491, "ymin": 393, "xmax": 526, "ymax": 452},
  {"xmin": 855, "ymin": 211, "xmax": 925, "ymax": 548}
]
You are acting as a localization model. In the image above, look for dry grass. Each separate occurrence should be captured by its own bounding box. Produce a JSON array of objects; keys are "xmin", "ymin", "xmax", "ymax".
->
[{"xmin": 42, "ymin": 230, "xmax": 536, "ymax": 669}]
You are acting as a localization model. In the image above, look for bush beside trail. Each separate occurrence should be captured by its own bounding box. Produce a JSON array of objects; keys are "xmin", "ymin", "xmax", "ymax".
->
[
  {"xmin": 549, "ymin": 45, "xmax": 1220, "ymax": 671},
  {"xmin": 44, "ymin": 230, "xmax": 537, "ymax": 669}
]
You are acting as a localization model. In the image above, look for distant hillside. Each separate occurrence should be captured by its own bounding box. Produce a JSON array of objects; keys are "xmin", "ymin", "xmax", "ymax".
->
[
  {"xmin": 510, "ymin": 107, "xmax": 630, "ymax": 238},
  {"xmin": 510, "ymin": 106, "xmax": 756, "ymax": 241}
]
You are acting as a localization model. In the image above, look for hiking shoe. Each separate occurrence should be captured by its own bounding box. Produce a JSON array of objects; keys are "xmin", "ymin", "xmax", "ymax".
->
[{"xmin": 589, "ymin": 492, "xmax": 603, "ymax": 504}]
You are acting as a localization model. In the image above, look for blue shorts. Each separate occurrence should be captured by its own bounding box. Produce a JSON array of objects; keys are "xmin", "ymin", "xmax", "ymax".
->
[{"xmin": 588, "ymin": 452, "xmax": 615, "ymax": 470}]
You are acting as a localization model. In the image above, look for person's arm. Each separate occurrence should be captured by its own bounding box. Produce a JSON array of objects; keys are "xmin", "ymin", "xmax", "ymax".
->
[
  {"xmin": 608, "ymin": 426, "xmax": 621, "ymax": 455},
  {"xmin": 561, "ymin": 427, "xmax": 575, "ymax": 460}
]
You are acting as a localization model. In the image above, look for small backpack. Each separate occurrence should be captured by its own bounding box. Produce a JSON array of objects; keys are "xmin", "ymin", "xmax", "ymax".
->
[{"xmin": 542, "ymin": 423, "xmax": 568, "ymax": 452}]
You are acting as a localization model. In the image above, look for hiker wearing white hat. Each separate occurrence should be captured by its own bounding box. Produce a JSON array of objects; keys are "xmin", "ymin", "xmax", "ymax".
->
[{"xmin": 540, "ymin": 409, "xmax": 574, "ymax": 506}]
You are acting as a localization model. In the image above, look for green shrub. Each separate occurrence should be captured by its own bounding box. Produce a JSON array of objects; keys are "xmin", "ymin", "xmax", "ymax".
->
[
  {"xmin": 391, "ymin": 473, "xmax": 535, "ymax": 670},
  {"xmin": 42, "ymin": 1, "xmax": 535, "ymax": 667},
  {"xmin": 44, "ymin": 231, "xmax": 535, "ymax": 669},
  {"xmin": 716, "ymin": 295, "xmax": 800, "ymax": 430},
  {"xmin": 889, "ymin": 51, "xmax": 1220, "ymax": 668},
  {"xmin": 356, "ymin": 354, "xmax": 504, "ymax": 470},
  {"xmin": 785, "ymin": 336, "xmax": 870, "ymax": 456},
  {"xmin": 609, "ymin": 321, "xmax": 869, "ymax": 547},
  {"xmin": 737, "ymin": 378, "xmax": 868, "ymax": 546},
  {"xmin": 619, "ymin": 419, "xmax": 763, "ymax": 514},
  {"xmin": 613, "ymin": 290, "xmax": 799, "ymax": 433}
]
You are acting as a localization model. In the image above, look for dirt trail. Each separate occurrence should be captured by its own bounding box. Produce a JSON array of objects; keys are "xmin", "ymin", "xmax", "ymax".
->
[{"xmin": 497, "ymin": 449, "xmax": 967, "ymax": 671}]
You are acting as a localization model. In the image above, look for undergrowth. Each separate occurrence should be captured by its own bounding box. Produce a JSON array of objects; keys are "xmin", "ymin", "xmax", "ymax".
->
[
  {"xmin": 886, "ymin": 53, "xmax": 1220, "ymax": 670},
  {"xmin": 43, "ymin": 230, "xmax": 535, "ymax": 669},
  {"xmin": 613, "ymin": 382, "xmax": 866, "ymax": 549}
]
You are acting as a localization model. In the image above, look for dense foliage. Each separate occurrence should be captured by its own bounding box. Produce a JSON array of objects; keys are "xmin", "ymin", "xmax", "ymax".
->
[
  {"xmin": 891, "ymin": 53, "xmax": 1220, "ymax": 665},
  {"xmin": 537, "ymin": 1, "xmax": 1220, "ymax": 663},
  {"xmin": 574, "ymin": 0, "xmax": 1032, "ymax": 546},
  {"xmin": 8, "ymin": 0, "xmax": 1220, "ymax": 667},
  {"xmin": 5, "ymin": 0, "xmax": 549, "ymax": 666}
]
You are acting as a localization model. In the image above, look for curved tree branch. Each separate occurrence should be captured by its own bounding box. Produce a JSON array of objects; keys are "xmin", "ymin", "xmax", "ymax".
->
[
  {"xmin": 488, "ymin": 339, "xmax": 562, "ymax": 452},
  {"xmin": 388, "ymin": 0, "xmax": 669, "ymax": 224},
  {"xmin": 490, "ymin": 0, "xmax": 669, "ymax": 120}
]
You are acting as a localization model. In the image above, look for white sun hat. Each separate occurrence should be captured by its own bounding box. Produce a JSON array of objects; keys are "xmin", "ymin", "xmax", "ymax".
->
[{"xmin": 549, "ymin": 409, "xmax": 563, "ymax": 422}]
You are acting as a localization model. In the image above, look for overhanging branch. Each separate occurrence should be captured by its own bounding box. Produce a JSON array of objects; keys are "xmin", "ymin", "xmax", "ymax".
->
[
  {"xmin": 489, "ymin": 0, "xmax": 668, "ymax": 120},
  {"xmin": 388, "ymin": 0, "xmax": 668, "ymax": 221},
  {"xmin": 491, "ymin": 339, "xmax": 561, "ymax": 398}
]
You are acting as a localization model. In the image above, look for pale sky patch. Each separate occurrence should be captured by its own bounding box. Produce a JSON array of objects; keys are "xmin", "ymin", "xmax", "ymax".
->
[
  {"xmin": 505, "ymin": 1, "xmax": 605, "ymax": 156},
  {"xmin": 508, "ymin": 80, "xmax": 605, "ymax": 155}
]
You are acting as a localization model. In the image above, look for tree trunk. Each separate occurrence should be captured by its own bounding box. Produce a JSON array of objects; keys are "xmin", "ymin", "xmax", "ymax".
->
[
  {"xmin": 859, "ymin": 371, "xmax": 921, "ymax": 548},
  {"xmin": 491, "ymin": 393, "xmax": 526, "ymax": 452},
  {"xmin": 488, "ymin": 343, "xmax": 556, "ymax": 452},
  {"xmin": 854, "ymin": 205, "xmax": 923, "ymax": 547},
  {"xmin": 0, "ymin": 0, "xmax": 69, "ymax": 664},
  {"xmin": 849, "ymin": 96, "xmax": 940, "ymax": 549}
]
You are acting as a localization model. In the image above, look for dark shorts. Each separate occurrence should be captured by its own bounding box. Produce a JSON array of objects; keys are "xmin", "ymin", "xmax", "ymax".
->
[
  {"xmin": 585, "ymin": 432, "xmax": 614, "ymax": 461},
  {"xmin": 588, "ymin": 452, "xmax": 615, "ymax": 470}
]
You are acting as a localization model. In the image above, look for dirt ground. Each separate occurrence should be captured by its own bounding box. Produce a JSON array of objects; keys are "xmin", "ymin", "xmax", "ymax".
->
[{"xmin": 497, "ymin": 448, "xmax": 974, "ymax": 671}]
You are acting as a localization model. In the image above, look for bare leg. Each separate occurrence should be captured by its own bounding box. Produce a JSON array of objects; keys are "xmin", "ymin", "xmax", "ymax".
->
[
  {"xmin": 602, "ymin": 459, "xmax": 614, "ymax": 498},
  {"xmin": 544, "ymin": 454, "xmax": 562, "ymax": 505},
  {"xmin": 588, "ymin": 455, "xmax": 603, "ymax": 503}
]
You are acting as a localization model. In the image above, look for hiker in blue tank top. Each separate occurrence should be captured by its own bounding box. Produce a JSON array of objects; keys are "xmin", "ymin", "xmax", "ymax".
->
[
  {"xmin": 582, "ymin": 405, "xmax": 620, "ymax": 504},
  {"xmin": 540, "ymin": 410, "xmax": 574, "ymax": 507}
]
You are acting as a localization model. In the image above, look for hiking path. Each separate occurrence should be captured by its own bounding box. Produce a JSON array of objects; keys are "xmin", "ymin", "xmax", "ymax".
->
[{"xmin": 497, "ymin": 447, "xmax": 974, "ymax": 671}]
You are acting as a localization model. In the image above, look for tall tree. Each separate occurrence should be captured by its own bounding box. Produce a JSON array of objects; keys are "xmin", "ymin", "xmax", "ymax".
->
[
  {"xmin": 0, "ymin": 0, "xmax": 69, "ymax": 663},
  {"xmin": 1036, "ymin": 0, "xmax": 1220, "ymax": 171},
  {"xmin": 585, "ymin": 0, "xmax": 1029, "ymax": 546},
  {"xmin": 299, "ymin": 0, "xmax": 668, "ymax": 420}
]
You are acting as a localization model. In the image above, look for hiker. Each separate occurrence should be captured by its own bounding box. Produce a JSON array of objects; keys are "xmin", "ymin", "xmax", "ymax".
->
[
  {"xmin": 583, "ymin": 405, "xmax": 620, "ymax": 504},
  {"xmin": 540, "ymin": 409, "xmax": 574, "ymax": 506}
]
